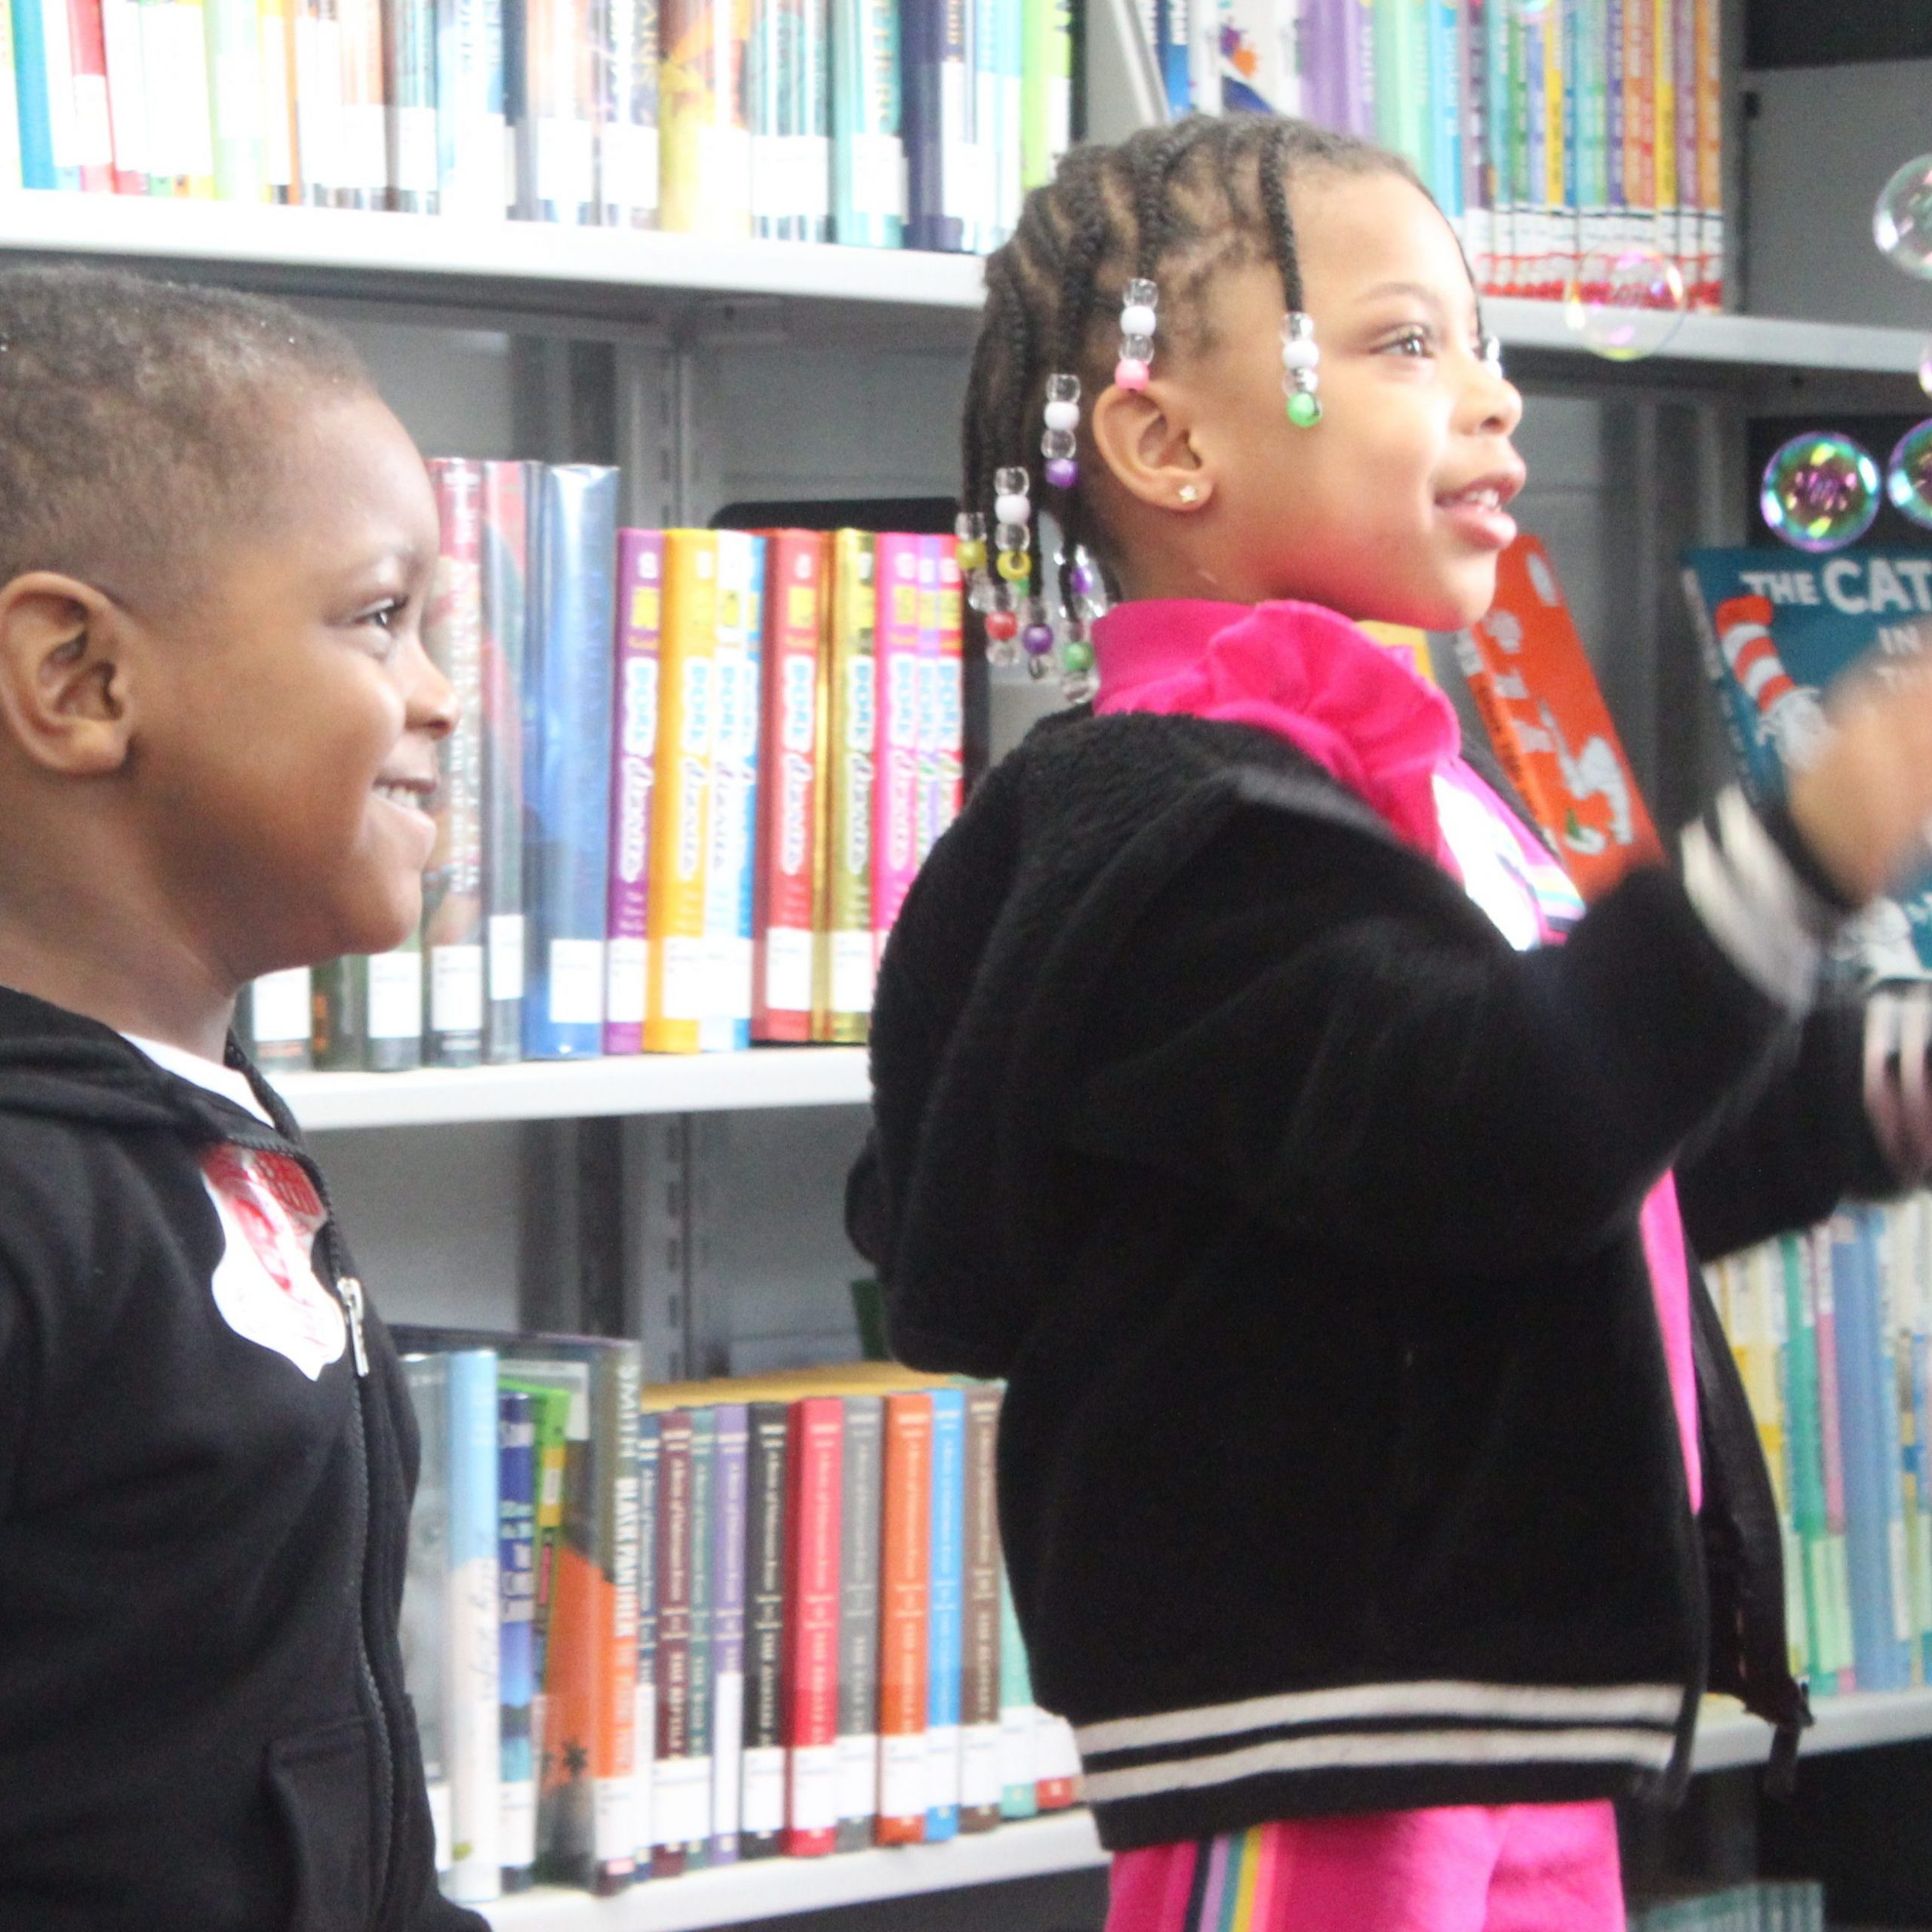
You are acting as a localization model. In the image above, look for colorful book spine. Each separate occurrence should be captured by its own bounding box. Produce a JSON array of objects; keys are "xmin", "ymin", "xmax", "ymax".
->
[
  {"xmin": 1778, "ymin": 1235, "xmax": 1836, "ymax": 1693},
  {"xmin": 783, "ymin": 1395, "xmax": 844, "ymax": 1856},
  {"xmin": 1546, "ymin": 0, "xmax": 1567, "ymax": 296},
  {"xmin": 658, "ymin": 0, "xmax": 752, "ymax": 235},
  {"xmin": 383, "ymin": 0, "xmax": 435, "ymax": 209},
  {"xmin": 924, "ymin": 1385, "xmax": 964, "ymax": 1841},
  {"xmin": 14, "ymin": 0, "xmax": 77, "ymax": 189},
  {"xmin": 651, "ymin": 1408, "xmax": 697, "ymax": 1878},
  {"xmin": 602, "ymin": 0, "xmax": 660, "ymax": 226},
  {"xmin": 1651, "ymin": 0, "xmax": 1673, "ymax": 281},
  {"xmin": 681, "ymin": 1406, "xmax": 716, "ymax": 1872},
  {"xmin": 1153, "ymin": 0, "xmax": 1186, "ymax": 115},
  {"xmin": 500, "ymin": 1389, "xmax": 539, "ymax": 1891},
  {"xmin": 935, "ymin": 536, "xmax": 964, "ymax": 833},
  {"xmin": 247, "ymin": 966, "xmax": 313, "ymax": 1071},
  {"xmin": 447, "ymin": 1349, "xmax": 503, "ymax": 1906},
  {"xmin": 739, "ymin": 1400, "xmax": 790, "ymax": 1859},
  {"xmin": 996, "ymin": 1567, "xmax": 1038, "ymax": 1819},
  {"xmin": 604, "ymin": 530, "xmax": 665, "ymax": 1056},
  {"xmin": 871, "ymin": 533, "xmax": 923, "ymax": 967},
  {"xmin": 834, "ymin": 1392, "xmax": 884, "ymax": 1852},
  {"xmin": 633, "ymin": 1407, "xmax": 660, "ymax": 1875},
  {"xmin": 523, "ymin": 465, "xmax": 619, "ymax": 1060},
  {"xmin": 829, "ymin": 0, "xmax": 902, "ymax": 246},
  {"xmin": 1622, "ymin": 0, "xmax": 1651, "ymax": 260},
  {"xmin": 959, "ymin": 1383, "xmax": 1002, "ymax": 1832},
  {"xmin": 1459, "ymin": 0, "xmax": 1487, "ymax": 280},
  {"xmin": 753, "ymin": 531, "xmax": 825, "ymax": 1042},
  {"xmin": 875, "ymin": 1389, "xmax": 931, "ymax": 1844},
  {"xmin": 480, "ymin": 461, "xmax": 528, "ymax": 1064},
  {"xmin": 1810, "ymin": 1226, "xmax": 1858, "ymax": 1690},
  {"xmin": 434, "ymin": 0, "xmax": 504, "ymax": 215},
  {"xmin": 423, "ymin": 460, "xmax": 488, "ymax": 1069},
  {"xmin": 708, "ymin": 1404, "xmax": 749, "ymax": 1865},
  {"xmin": 399, "ymin": 1354, "xmax": 454, "ymax": 1876},
  {"xmin": 645, "ymin": 531, "xmax": 718, "ymax": 1054},
  {"xmin": 1479, "ymin": 0, "xmax": 1510, "ymax": 292},
  {"xmin": 1576, "ymin": 0, "xmax": 1607, "ymax": 267},
  {"xmin": 1691, "ymin": 0, "xmax": 1718, "ymax": 306},
  {"xmin": 1872, "ymin": 1211, "xmax": 1921, "ymax": 1681},
  {"xmin": 700, "ymin": 531, "xmax": 764, "ymax": 1053},
  {"xmin": 64, "ymin": 0, "xmax": 113, "ymax": 189},
  {"xmin": 913, "ymin": 534, "xmax": 943, "ymax": 866},
  {"xmin": 1671, "ymin": 0, "xmax": 1694, "ymax": 289},
  {"xmin": 813, "ymin": 530, "xmax": 876, "ymax": 1041},
  {"xmin": 1427, "ymin": 0, "xmax": 1460, "ymax": 229}
]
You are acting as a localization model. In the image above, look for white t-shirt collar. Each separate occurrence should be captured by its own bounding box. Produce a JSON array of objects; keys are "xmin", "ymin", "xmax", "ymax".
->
[{"xmin": 120, "ymin": 1032, "xmax": 275, "ymax": 1127}]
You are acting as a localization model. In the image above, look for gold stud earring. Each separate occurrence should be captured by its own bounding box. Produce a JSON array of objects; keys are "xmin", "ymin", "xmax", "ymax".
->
[{"xmin": 1178, "ymin": 483, "xmax": 1200, "ymax": 504}]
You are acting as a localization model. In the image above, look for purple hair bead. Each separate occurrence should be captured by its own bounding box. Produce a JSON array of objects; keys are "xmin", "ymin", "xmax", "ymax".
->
[
  {"xmin": 1021, "ymin": 622, "xmax": 1056, "ymax": 657},
  {"xmin": 1045, "ymin": 457, "xmax": 1078, "ymax": 490},
  {"xmin": 1069, "ymin": 560, "xmax": 1098, "ymax": 598}
]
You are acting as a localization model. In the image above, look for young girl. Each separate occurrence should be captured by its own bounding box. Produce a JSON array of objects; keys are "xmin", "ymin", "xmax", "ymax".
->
[{"xmin": 849, "ymin": 116, "xmax": 1932, "ymax": 1930}]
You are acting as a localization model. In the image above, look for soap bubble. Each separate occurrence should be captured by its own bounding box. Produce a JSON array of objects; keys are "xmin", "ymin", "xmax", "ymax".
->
[
  {"xmin": 1886, "ymin": 420, "xmax": 1932, "ymax": 531},
  {"xmin": 1875, "ymin": 155, "xmax": 1932, "ymax": 278},
  {"xmin": 1760, "ymin": 432, "xmax": 1881, "ymax": 553},
  {"xmin": 1562, "ymin": 245, "xmax": 1687, "ymax": 361}
]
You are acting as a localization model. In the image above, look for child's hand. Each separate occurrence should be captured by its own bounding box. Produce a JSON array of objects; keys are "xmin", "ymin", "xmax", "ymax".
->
[{"xmin": 1786, "ymin": 655, "xmax": 1932, "ymax": 904}]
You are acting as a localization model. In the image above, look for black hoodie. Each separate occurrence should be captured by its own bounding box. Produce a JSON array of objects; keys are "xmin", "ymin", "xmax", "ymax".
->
[
  {"xmin": 0, "ymin": 987, "xmax": 481, "ymax": 1932},
  {"xmin": 851, "ymin": 709, "xmax": 1896, "ymax": 1851}
]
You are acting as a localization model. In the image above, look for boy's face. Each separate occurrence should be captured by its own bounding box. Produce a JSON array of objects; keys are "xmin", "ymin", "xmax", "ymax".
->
[
  {"xmin": 131, "ymin": 389, "xmax": 452, "ymax": 981},
  {"xmin": 1183, "ymin": 171, "xmax": 1527, "ymax": 629}
]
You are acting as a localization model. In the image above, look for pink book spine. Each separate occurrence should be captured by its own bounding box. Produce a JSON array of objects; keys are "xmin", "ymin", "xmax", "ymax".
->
[
  {"xmin": 604, "ymin": 529, "xmax": 666, "ymax": 1054},
  {"xmin": 1810, "ymin": 1225, "xmax": 1857, "ymax": 1688},
  {"xmin": 872, "ymin": 534, "xmax": 924, "ymax": 962}
]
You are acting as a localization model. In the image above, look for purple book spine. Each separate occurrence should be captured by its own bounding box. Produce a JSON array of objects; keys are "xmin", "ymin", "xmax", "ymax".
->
[
  {"xmin": 604, "ymin": 529, "xmax": 665, "ymax": 1055},
  {"xmin": 1300, "ymin": 0, "xmax": 1338, "ymax": 128},
  {"xmin": 1343, "ymin": 0, "xmax": 1375, "ymax": 137}
]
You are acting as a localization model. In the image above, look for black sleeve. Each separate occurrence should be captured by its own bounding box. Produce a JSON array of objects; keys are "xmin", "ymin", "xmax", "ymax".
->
[{"xmin": 1060, "ymin": 801, "xmax": 1800, "ymax": 1275}]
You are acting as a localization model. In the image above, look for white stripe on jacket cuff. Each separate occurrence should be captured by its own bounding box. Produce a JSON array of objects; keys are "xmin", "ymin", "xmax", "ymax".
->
[{"xmin": 1679, "ymin": 787, "xmax": 1841, "ymax": 1015}]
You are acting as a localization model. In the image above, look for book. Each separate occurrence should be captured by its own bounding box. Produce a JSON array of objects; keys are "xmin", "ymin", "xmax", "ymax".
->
[
  {"xmin": 708, "ymin": 1403, "xmax": 749, "ymax": 1865},
  {"xmin": 958, "ymin": 1383, "xmax": 1002, "ymax": 1831},
  {"xmin": 996, "ymin": 1567, "xmax": 1038, "ymax": 1820},
  {"xmin": 649, "ymin": 1407, "xmax": 700, "ymax": 1878},
  {"xmin": 783, "ymin": 1394, "xmax": 843, "ymax": 1855},
  {"xmin": 875, "ymin": 1388, "xmax": 931, "ymax": 1844},
  {"xmin": 700, "ymin": 531, "xmax": 764, "ymax": 1052},
  {"xmin": 446, "ymin": 1346, "xmax": 504, "ymax": 1905},
  {"xmin": 645, "ymin": 531, "xmax": 718, "ymax": 1054},
  {"xmin": 1683, "ymin": 548, "xmax": 1932, "ymax": 977},
  {"xmin": 632, "ymin": 1407, "xmax": 660, "ymax": 1875},
  {"xmin": 384, "ymin": 0, "xmax": 435, "ymax": 210},
  {"xmin": 602, "ymin": 0, "xmax": 660, "ymax": 226},
  {"xmin": 658, "ymin": 0, "xmax": 752, "ymax": 234},
  {"xmin": 924, "ymin": 1383, "xmax": 964, "ymax": 1841},
  {"xmin": 260, "ymin": 0, "xmax": 299, "ymax": 200},
  {"xmin": 913, "ymin": 534, "xmax": 942, "ymax": 866},
  {"xmin": 604, "ymin": 529, "xmax": 665, "ymax": 1056},
  {"xmin": 335, "ymin": 0, "xmax": 385, "ymax": 204},
  {"xmin": 0, "ymin": 0, "xmax": 25, "ymax": 188},
  {"xmin": 368, "ymin": 934, "xmax": 425, "ymax": 1072},
  {"xmin": 423, "ymin": 460, "xmax": 489, "ymax": 1069},
  {"xmin": 1777, "ymin": 1232, "xmax": 1839, "ymax": 1694},
  {"xmin": 1459, "ymin": 538, "xmax": 1664, "ymax": 903},
  {"xmin": 400, "ymin": 1353, "xmax": 454, "ymax": 1876},
  {"xmin": 524, "ymin": 464, "xmax": 620, "ymax": 1060},
  {"xmin": 479, "ymin": 461, "xmax": 528, "ymax": 1064},
  {"xmin": 681, "ymin": 1406, "xmax": 717, "ymax": 1871},
  {"xmin": 246, "ymin": 967, "xmax": 312, "ymax": 1072},
  {"xmin": 813, "ymin": 529, "xmax": 877, "ymax": 1041},
  {"xmin": 293, "ymin": 0, "xmax": 343, "ymax": 202},
  {"xmin": 500, "ymin": 1389, "xmax": 540, "ymax": 1891},
  {"xmin": 738, "ymin": 1399, "xmax": 789, "ymax": 1859},
  {"xmin": 433, "ymin": 0, "xmax": 504, "ymax": 215},
  {"xmin": 518, "ymin": 0, "xmax": 595, "ymax": 220},
  {"xmin": 311, "ymin": 955, "xmax": 366, "ymax": 1069},
  {"xmin": 1035, "ymin": 1706, "xmax": 1081, "ymax": 1808},
  {"xmin": 14, "ymin": 0, "xmax": 78, "ymax": 189},
  {"xmin": 899, "ymin": 0, "xmax": 958, "ymax": 250},
  {"xmin": 833, "ymin": 1392, "xmax": 884, "ymax": 1851},
  {"xmin": 1809, "ymin": 1224, "xmax": 1859, "ymax": 1691},
  {"xmin": 871, "ymin": 532, "xmax": 922, "ymax": 968},
  {"xmin": 752, "ymin": 530, "xmax": 825, "ymax": 1042},
  {"xmin": 64, "ymin": 0, "xmax": 114, "ymax": 191},
  {"xmin": 827, "ymin": 0, "xmax": 900, "ymax": 246}
]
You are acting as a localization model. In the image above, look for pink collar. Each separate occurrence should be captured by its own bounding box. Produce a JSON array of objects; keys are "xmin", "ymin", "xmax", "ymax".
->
[{"xmin": 1092, "ymin": 598, "xmax": 1462, "ymax": 857}]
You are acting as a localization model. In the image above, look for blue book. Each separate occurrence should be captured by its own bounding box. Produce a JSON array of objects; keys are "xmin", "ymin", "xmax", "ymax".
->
[
  {"xmin": 1832, "ymin": 1214, "xmax": 1912, "ymax": 1690},
  {"xmin": 521, "ymin": 465, "xmax": 619, "ymax": 1059},
  {"xmin": 1684, "ymin": 547, "xmax": 1932, "ymax": 976},
  {"xmin": 1427, "ymin": 0, "xmax": 1462, "ymax": 220},
  {"xmin": 447, "ymin": 1349, "xmax": 504, "ymax": 1904},
  {"xmin": 11, "ymin": 0, "xmax": 74, "ymax": 189},
  {"xmin": 1154, "ymin": 0, "xmax": 1189, "ymax": 114},
  {"xmin": 499, "ymin": 1389, "xmax": 538, "ymax": 1892},
  {"xmin": 924, "ymin": 1385, "xmax": 965, "ymax": 1841}
]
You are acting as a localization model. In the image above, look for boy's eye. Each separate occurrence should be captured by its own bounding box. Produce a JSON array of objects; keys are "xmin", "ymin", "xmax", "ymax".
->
[{"xmin": 355, "ymin": 597, "xmax": 408, "ymax": 645}]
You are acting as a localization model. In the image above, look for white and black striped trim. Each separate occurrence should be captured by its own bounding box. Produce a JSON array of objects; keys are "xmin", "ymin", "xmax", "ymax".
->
[
  {"xmin": 1680, "ymin": 787, "xmax": 1844, "ymax": 1015},
  {"xmin": 1866, "ymin": 980, "xmax": 1932, "ymax": 1183},
  {"xmin": 1072, "ymin": 1679, "xmax": 1684, "ymax": 1804}
]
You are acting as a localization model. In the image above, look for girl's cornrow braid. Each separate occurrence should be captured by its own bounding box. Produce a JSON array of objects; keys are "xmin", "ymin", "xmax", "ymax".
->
[{"xmin": 1259, "ymin": 115, "xmax": 1306, "ymax": 316}]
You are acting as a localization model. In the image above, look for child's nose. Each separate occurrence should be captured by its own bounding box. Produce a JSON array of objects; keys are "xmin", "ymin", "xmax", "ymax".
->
[{"xmin": 405, "ymin": 640, "xmax": 459, "ymax": 740}]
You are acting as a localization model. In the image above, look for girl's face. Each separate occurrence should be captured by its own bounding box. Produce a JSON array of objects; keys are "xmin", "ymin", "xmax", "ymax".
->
[{"xmin": 1117, "ymin": 170, "xmax": 1525, "ymax": 629}]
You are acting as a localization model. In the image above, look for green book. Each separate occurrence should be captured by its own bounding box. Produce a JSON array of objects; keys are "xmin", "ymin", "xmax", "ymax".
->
[
  {"xmin": 1779, "ymin": 1234, "xmax": 1835, "ymax": 1693},
  {"xmin": 312, "ymin": 957, "xmax": 369, "ymax": 1071}
]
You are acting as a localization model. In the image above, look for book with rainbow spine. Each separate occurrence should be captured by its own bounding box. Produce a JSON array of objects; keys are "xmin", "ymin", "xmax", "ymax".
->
[{"xmin": 604, "ymin": 530, "xmax": 665, "ymax": 1055}]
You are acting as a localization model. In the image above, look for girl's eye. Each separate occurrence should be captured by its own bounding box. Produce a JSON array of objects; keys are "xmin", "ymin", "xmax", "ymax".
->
[{"xmin": 1381, "ymin": 326, "xmax": 1435, "ymax": 358}]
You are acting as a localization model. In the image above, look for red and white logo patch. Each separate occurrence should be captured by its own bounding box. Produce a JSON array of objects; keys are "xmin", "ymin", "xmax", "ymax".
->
[{"xmin": 199, "ymin": 1144, "xmax": 345, "ymax": 1381}]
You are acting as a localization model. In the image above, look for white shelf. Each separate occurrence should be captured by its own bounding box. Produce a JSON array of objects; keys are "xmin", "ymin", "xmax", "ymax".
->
[
  {"xmin": 1, "ymin": 189, "xmax": 1927, "ymax": 377},
  {"xmin": 479, "ymin": 1811, "xmax": 1106, "ymax": 1932},
  {"xmin": 278, "ymin": 1048, "xmax": 871, "ymax": 1131},
  {"xmin": 1694, "ymin": 1687, "xmax": 1932, "ymax": 1773}
]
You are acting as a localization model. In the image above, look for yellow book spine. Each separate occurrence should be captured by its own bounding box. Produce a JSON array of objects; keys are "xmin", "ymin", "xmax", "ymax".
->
[{"xmin": 644, "ymin": 531, "xmax": 718, "ymax": 1053}]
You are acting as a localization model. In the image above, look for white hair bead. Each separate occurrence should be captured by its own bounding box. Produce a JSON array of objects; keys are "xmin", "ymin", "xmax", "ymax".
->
[
  {"xmin": 1120, "ymin": 303, "xmax": 1158, "ymax": 340},
  {"xmin": 994, "ymin": 491, "xmax": 1032, "ymax": 528},
  {"xmin": 1043, "ymin": 398, "xmax": 1080, "ymax": 432},
  {"xmin": 1280, "ymin": 337, "xmax": 1320, "ymax": 371}
]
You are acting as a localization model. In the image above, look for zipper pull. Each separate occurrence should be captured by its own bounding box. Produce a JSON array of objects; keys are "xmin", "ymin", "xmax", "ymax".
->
[{"xmin": 337, "ymin": 1274, "xmax": 371, "ymax": 1379}]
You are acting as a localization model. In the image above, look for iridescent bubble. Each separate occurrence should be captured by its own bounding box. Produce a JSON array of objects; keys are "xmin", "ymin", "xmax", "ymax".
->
[
  {"xmin": 1562, "ymin": 245, "xmax": 1687, "ymax": 361},
  {"xmin": 1886, "ymin": 420, "xmax": 1932, "ymax": 531},
  {"xmin": 1875, "ymin": 155, "xmax": 1932, "ymax": 279},
  {"xmin": 1760, "ymin": 432, "xmax": 1881, "ymax": 553}
]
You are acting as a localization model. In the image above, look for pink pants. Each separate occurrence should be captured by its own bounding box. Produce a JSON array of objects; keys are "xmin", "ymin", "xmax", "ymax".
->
[{"xmin": 1106, "ymin": 1799, "xmax": 1625, "ymax": 1932}]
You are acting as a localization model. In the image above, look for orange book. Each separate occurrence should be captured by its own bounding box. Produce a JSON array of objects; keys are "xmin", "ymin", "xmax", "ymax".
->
[
  {"xmin": 875, "ymin": 1391, "xmax": 932, "ymax": 1844},
  {"xmin": 1457, "ymin": 534, "xmax": 1664, "ymax": 902}
]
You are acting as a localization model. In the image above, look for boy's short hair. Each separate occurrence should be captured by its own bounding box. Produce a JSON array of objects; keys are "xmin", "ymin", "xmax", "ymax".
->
[{"xmin": 0, "ymin": 265, "xmax": 371, "ymax": 613}]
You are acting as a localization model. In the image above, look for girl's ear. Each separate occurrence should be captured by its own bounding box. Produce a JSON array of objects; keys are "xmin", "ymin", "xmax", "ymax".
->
[
  {"xmin": 1088, "ymin": 380, "xmax": 1214, "ymax": 513},
  {"xmin": 0, "ymin": 574, "xmax": 139, "ymax": 777}
]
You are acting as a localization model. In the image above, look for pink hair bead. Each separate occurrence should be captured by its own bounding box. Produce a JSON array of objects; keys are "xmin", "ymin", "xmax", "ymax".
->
[{"xmin": 1115, "ymin": 357, "xmax": 1150, "ymax": 392}]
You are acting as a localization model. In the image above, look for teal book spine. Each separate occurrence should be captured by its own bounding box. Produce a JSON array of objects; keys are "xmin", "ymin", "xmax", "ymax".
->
[
  {"xmin": 924, "ymin": 1386, "xmax": 964, "ymax": 1840},
  {"xmin": 996, "ymin": 1568, "xmax": 1038, "ymax": 1818},
  {"xmin": 1780, "ymin": 1233, "xmax": 1835, "ymax": 1694}
]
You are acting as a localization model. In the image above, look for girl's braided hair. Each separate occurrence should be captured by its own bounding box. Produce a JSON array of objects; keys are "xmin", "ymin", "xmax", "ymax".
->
[{"xmin": 961, "ymin": 113, "xmax": 1422, "ymax": 611}]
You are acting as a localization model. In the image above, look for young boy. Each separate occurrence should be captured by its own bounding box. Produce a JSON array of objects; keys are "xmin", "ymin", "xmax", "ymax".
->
[{"xmin": 0, "ymin": 266, "xmax": 485, "ymax": 1932}]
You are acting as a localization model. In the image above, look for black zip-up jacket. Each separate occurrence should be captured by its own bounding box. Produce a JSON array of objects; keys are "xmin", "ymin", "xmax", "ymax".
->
[
  {"xmin": 850, "ymin": 708, "xmax": 1900, "ymax": 1852},
  {"xmin": 0, "ymin": 987, "xmax": 483, "ymax": 1932}
]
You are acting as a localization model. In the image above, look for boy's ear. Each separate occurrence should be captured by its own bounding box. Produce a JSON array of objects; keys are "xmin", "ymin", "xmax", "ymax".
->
[
  {"xmin": 1087, "ymin": 380, "xmax": 1214, "ymax": 513},
  {"xmin": 0, "ymin": 574, "xmax": 138, "ymax": 776}
]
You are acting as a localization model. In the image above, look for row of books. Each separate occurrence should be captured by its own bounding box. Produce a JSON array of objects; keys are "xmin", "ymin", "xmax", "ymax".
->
[
  {"xmin": 392, "ymin": 1333, "xmax": 1081, "ymax": 1905},
  {"xmin": 237, "ymin": 469, "xmax": 964, "ymax": 1071},
  {"xmin": 0, "ymin": 0, "xmax": 1070, "ymax": 246},
  {"xmin": 1171, "ymin": 0, "xmax": 1724, "ymax": 309},
  {"xmin": 1627, "ymin": 1881, "xmax": 1823, "ymax": 1932},
  {"xmin": 1709, "ymin": 1197, "xmax": 1932, "ymax": 1698}
]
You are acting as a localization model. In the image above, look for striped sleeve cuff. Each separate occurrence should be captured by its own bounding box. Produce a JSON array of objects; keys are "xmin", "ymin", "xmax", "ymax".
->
[
  {"xmin": 1679, "ymin": 786, "xmax": 1847, "ymax": 1016},
  {"xmin": 1866, "ymin": 981, "xmax": 1932, "ymax": 1185}
]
